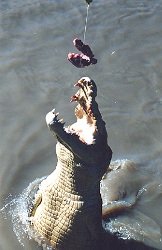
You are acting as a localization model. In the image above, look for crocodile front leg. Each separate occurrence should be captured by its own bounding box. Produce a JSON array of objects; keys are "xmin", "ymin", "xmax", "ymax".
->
[
  {"xmin": 46, "ymin": 109, "xmax": 111, "ymax": 166},
  {"xmin": 29, "ymin": 189, "xmax": 42, "ymax": 217}
]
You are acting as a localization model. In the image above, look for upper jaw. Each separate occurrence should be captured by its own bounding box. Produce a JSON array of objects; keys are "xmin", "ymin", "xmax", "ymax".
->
[
  {"xmin": 70, "ymin": 77, "xmax": 97, "ymax": 104},
  {"xmin": 75, "ymin": 77, "xmax": 97, "ymax": 98},
  {"xmin": 74, "ymin": 77, "xmax": 92, "ymax": 87},
  {"xmin": 70, "ymin": 77, "xmax": 96, "ymax": 118}
]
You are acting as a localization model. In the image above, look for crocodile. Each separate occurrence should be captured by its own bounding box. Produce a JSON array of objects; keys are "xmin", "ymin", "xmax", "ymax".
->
[{"xmin": 29, "ymin": 77, "xmax": 112, "ymax": 250}]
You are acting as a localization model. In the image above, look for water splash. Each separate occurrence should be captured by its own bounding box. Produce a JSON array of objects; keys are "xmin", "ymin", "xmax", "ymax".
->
[
  {"xmin": 1, "ymin": 193, "xmax": 31, "ymax": 247},
  {"xmin": 1, "ymin": 159, "xmax": 162, "ymax": 250},
  {"xmin": 0, "ymin": 177, "xmax": 47, "ymax": 248}
]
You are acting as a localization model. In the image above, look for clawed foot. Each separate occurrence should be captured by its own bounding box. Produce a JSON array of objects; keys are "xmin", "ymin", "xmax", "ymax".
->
[{"xmin": 46, "ymin": 109, "xmax": 64, "ymax": 126}]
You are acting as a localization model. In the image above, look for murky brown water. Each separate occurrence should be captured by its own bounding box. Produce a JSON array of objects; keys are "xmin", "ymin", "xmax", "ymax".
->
[{"xmin": 1, "ymin": 0, "xmax": 162, "ymax": 249}]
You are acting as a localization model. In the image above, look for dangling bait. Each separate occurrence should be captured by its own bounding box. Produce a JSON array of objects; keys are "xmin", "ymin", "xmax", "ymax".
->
[
  {"xmin": 68, "ymin": 38, "xmax": 97, "ymax": 68},
  {"xmin": 68, "ymin": 0, "xmax": 97, "ymax": 68}
]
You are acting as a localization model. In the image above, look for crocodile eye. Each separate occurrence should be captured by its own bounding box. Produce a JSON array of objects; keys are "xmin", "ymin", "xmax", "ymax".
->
[{"xmin": 87, "ymin": 81, "xmax": 92, "ymax": 87}]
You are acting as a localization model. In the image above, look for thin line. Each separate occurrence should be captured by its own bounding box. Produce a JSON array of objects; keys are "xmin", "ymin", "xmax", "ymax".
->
[{"xmin": 83, "ymin": 4, "xmax": 90, "ymax": 43}]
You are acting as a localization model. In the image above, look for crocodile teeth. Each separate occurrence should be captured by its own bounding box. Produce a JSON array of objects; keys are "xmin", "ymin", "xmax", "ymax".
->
[
  {"xmin": 74, "ymin": 82, "xmax": 82, "ymax": 87},
  {"xmin": 58, "ymin": 118, "xmax": 64, "ymax": 123},
  {"xmin": 70, "ymin": 95, "xmax": 78, "ymax": 102}
]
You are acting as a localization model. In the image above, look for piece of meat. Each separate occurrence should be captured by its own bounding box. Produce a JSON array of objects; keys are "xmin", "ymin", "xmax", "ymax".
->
[
  {"xmin": 68, "ymin": 38, "xmax": 97, "ymax": 68},
  {"xmin": 73, "ymin": 38, "xmax": 94, "ymax": 58},
  {"xmin": 68, "ymin": 53, "xmax": 97, "ymax": 68}
]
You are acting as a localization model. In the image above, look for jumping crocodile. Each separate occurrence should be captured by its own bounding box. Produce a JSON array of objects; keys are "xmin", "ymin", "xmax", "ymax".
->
[{"xmin": 29, "ymin": 77, "xmax": 112, "ymax": 250}]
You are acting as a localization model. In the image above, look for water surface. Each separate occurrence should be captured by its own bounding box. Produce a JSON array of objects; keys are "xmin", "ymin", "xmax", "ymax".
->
[{"xmin": 1, "ymin": 0, "xmax": 162, "ymax": 249}]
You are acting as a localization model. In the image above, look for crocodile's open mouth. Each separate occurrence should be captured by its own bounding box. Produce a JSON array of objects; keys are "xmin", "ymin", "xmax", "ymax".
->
[
  {"xmin": 68, "ymin": 77, "xmax": 98, "ymax": 144},
  {"xmin": 71, "ymin": 77, "xmax": 97, "ymax": 118}
]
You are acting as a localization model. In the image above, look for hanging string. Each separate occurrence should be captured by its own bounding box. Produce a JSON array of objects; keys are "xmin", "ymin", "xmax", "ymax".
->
[{"xmin": 83, "ymin": 4, "xmax": 90, "ymax": 43}]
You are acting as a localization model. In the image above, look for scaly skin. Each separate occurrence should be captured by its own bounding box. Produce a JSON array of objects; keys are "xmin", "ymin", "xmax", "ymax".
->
[{"xmin": 30, "ymin": 77, "xmax": 112, "ymax": 250}]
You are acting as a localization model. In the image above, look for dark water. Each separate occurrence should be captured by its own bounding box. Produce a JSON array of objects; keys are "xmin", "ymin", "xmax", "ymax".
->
[{"xmin": 0, "ymin": 0, "xmax": 162, "ymax": 249}]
